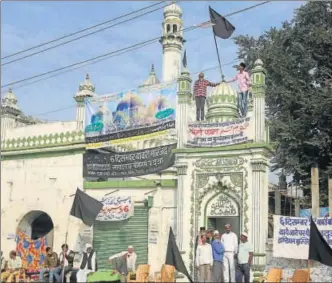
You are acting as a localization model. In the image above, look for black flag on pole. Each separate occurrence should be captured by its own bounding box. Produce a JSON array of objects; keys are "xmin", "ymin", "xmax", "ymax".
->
[
  {"xmin": 165, "ymin": 227, "xmax": 193, "ymax": 283},
  {"xmin": 70, "ymin": 188, "xmax": 103, "ymax": 227},
  {"xmin": 182, "ymin": 50, "xmax": 187, "ymax": 68},
  {"xmin": 209, "ymin": 6, "xmax": 235, "ymax": 39},
  {"xmin": 308, "ymin": 216, "xmax": 332, "ymax": 266}
]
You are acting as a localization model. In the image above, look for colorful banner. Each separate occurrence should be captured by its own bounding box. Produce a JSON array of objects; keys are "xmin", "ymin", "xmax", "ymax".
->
[
  {"xmin": 300, "ymin": 207, "xmax": 329, "ymax": 217},
  {"xmin": 83, "ymin": 143, "xmax": 177, "ymax": 178},
  {"xmin": 187, "ymin": 118, "xmax": 250, "ymax": 147},
  {"xmin": 85, "ymin": 82, "xmax": 177, "ymax": 148},
  {"xmin": 16, "ymin": 231, "xmax": 48, "ymax": 271},
  {"xmin": 273, "ymin": 215, "xmax": 332, "ymax": 259},
  {"xmin": 97, "ymin": 196, "xmax": 134, "ymax": 221}
]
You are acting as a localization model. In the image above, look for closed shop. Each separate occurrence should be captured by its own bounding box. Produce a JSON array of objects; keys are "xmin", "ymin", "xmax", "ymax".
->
[{"xmin": 93, "ymin": 205, "xmax": 149, "ymax": 270}]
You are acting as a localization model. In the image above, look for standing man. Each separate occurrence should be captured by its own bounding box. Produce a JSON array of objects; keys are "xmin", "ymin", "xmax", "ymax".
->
[
  {"xmin": 227, "ymin": 63, "xmax": 251, "ymax": 117},
  {"xmin": 111, "ymin": 253, "xmax": 128, "ymax": 283},
  {"xmin": 206, "ymin": 229, "xmax": 213, "ymax": 244},
  {"xmin": 54, "ymin": 244, "xmax": 75, "ymax": 282},
  {"xmin": 1, "ymin": 251, "xmax": 22, "ymax": 282},
  {"xmin": 193, "ymin": 72, "xmax": 220, "ymax": 121},
  {"xmin": 211, "ymin": 231, "xmax": 225, "ymax": 283},
  {"xmin": 39, "ymin": 247, "xmax": 58, "ymax": 282},
  {"xmin": 76, "ymin": 244, "xmax": 97, "ymax": 282},
  {"xmin": 196, "ymin": 234, "xmax": 213, "ymax": 282},
  {"xmin": 221, "ymin": 224, "xmax": 238, "ymax": 283},
  {"xmin": 126, "ymin": 246, "xmax": 137, "ymax": 273},
  {"xmin": 236, "ymin": 232, "xmax": 253, "ymax": 283}
]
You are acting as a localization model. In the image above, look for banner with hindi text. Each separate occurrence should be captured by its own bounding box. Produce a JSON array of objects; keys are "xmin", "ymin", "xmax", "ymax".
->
[
  {"xmin": 187, "ymin": 118, "xmax": 250, "ymax": 147},
  {"xmin": 85, "ymin": 82, "xmax": 177, "ymax": 149},
  {"xmin": 83, "ymin": 143, "xmax": 177, "ymax": 178},
  {"xmin": 273, "ymin": 215, "xmax": 332, "ymax": 259}
]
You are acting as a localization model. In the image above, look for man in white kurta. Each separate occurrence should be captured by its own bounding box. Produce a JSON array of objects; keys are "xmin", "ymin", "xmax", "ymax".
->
[
  {"xmin": 76, "ymin": 244, "xmax": 96, "ymax": 282},
  {"xmin": 221, "ymin": 224, "xmax": 238, "ymax": 282},
  {"xmin": 196, "ymin": 234, "xmax": 213, "ymax": 282}
]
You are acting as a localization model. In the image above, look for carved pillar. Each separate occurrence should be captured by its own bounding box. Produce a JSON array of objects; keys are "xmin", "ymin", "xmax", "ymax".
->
[
  {"xmin": 251, "ymin": 158, "xmax": 268, "ymax": 276},
  {"xmin": 174, "ymin": 162, "xmax": 188, "ymax": 251}
]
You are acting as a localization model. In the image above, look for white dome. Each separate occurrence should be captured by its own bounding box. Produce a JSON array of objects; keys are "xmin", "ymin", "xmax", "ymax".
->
[
  {"xmin": 210, "ymin": 82, "xmax": 237, "ymax": 97},
  {"xmin": 164, "ymin": 3, "xmax": 182, "ymax": 17}
]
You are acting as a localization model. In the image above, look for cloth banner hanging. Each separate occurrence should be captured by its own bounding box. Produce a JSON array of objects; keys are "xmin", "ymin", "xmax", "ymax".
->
[
  {"xmin": 273, "ymin": 215, "xmax": 332, "ymax": 259},
  {"xmin": 83, "ymin": 143, "xmax": 177, "ymax": 178},
  {"xmin": 85, "ymin": 82, "xmax": 177, "ymax": 149},
  {"xmin": 97, "ymin": 196, "xmax": 134, "ymax": 221},
  {"xmin": 16, "ymin": 230, "xmax": 48, "ymax": 271},
  {"xmin": 187, "ymin": 118, "xmax": 250, "ymax": 147}
]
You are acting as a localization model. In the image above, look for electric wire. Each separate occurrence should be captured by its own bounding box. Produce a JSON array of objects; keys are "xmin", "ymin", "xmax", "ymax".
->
[
  {"xmin": 1, "ymin": 1, "xmax": 166, "ymax": 61},
  {"xmin": 1, "ymin": 1, "xmax": 269, "ymax": 89},
  {"xmin": 1, "ymin": 1, "xmax": 175, "ymax": 66}
]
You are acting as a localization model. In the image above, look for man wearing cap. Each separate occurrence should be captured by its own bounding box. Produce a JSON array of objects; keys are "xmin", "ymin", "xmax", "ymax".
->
[
  {"xmin": 211, "ymin": 231, "xmax": 225, "ymax": 282},
  {"xmin": 126, "ymin": 246, "xmax": 137, "ymax": 273},
  {"xmin": 236, "ymin": 232, "xmax": 253, "ymax": 283},
  {"xmin": 76, "ymin": 244, "xmax": 97, "ymax": 282},
  {"xmin": 221, "ymin": 224, "xmax": 238, "ymax": 283},
  {"xmin": 196, "ymin": 234, "xmax": 213, "ymax": 282}
]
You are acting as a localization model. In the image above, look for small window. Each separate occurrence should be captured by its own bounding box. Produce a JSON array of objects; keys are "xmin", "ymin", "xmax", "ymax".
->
[
  {"xmin": 173, "ymin": 24, "xmax": 177, "ymax": 33},
  {"xmin": 166, "ymin": 24, "xmax": 171, "ymax": 33}
]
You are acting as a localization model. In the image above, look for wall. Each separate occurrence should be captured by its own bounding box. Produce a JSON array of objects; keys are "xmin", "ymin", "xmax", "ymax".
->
[
  {"xmin": 265, "ymin": 240, "xmax": 332, "ymax": 281},
  {"xmin": 1, "ymin": 153, "xmax": 83, "ymax": 256},
  {"xmin": 86, "ymin": 185, "xmax": 177, "ymax": 275}
]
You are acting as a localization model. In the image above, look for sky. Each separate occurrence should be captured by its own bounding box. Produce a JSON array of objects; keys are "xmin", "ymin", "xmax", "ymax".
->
[{"xmin": 1, "ymin": 1, "xmax": 305, "ymax": 183}]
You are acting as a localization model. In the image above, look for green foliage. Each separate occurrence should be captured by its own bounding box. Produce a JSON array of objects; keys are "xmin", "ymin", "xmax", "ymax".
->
[{"xmin": 234, "ymin": 2, "xmax": 332, "ymax": 201}]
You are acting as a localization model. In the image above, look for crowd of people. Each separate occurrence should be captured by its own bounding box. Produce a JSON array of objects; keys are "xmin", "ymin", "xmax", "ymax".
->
[{"xmin": 195, "ymin": 224, "xmax": 253, "ymax": 283}]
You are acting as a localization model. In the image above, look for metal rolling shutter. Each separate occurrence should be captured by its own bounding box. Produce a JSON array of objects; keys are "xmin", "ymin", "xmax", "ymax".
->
[{"xmin": 93, "ymin": 205, "xmax": 148, "ymax": 270}]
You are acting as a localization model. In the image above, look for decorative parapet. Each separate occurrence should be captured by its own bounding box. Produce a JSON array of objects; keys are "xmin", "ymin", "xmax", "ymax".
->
[
  {"xmin": 174, "ymin": 162, "xmax": 188, "ymax": 175},
  {"xmin": 251, "ymin": 158, "xmax": 268, "ymax": 172},
  {"xmin": 1, "ymin": 130, "xmax": 84, "ymax": 152}
]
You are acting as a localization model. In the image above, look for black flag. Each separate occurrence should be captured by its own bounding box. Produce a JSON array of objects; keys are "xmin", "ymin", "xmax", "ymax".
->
[
  {"xmin": 182, "ymin": 50, "xmax": 187, "ymax": 68},
  {"xmin": 70, "ymin": 188, "xmax": 103, "ymax": 227},
  {"xmin": 165, "ymin": 227, "xmax": 193, "ymax": 283},
  {"xmin": 308, "ymin": 216, "xmax": 332, "ymax": 267},
  {"xmin": 209, "ymin": 6, "xmax": 235, "ymax": 39}
]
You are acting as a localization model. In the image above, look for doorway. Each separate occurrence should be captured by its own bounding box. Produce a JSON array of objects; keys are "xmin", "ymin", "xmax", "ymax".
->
[{"xmin": 208, "ymin": 216, "xmax": 240, "ymax": 237}]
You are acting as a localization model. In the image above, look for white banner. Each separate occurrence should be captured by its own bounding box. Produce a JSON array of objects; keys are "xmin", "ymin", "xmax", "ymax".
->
[
  {"xmin": 273, "ymin": 215, "xmax": 332, "ymax": 259},
  {"xmin": 97, "ymin": 196, "xmax": 134, "ymax": 221}
]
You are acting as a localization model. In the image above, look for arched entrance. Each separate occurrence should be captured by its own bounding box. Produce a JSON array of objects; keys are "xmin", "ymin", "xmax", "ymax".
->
[
  {"xmin": 17, "ymin": 210, "xmax": 54, "ymax": 248},
  {"xmin": 205, "ymin": 192, "xmax": 241, "ymax": 236}
]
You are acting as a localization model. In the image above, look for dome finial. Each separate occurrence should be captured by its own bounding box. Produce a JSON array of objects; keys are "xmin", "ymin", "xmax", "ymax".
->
[
  {"xmin": 151, "ymin": 64, "xmax": 155, "ymax": 73},
  {"xmin": 86, "ymin": 73, "xmax": 90, "ymax": 80}
]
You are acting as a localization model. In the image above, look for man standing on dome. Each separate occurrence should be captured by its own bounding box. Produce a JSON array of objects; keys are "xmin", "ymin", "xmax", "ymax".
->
[
  {"xmin": 193, "ymin": 72, "xmax": 220, "ymax": 121},
  {"xmin": 227, "ymin": 63, "xmax": 251, "ymax": 117}
]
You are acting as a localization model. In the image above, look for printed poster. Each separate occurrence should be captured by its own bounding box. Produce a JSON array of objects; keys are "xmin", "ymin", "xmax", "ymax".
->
[
  {"xmin": 273, "ymin": 215, "xmax": 332, "ymax": 259},
  {"xmin": 97, "ymin": 196, "xmax": 134, "ymax": 221}
]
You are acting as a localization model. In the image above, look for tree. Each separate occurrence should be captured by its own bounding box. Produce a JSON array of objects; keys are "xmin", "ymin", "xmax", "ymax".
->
[{"xmin": 233, "ymin": 2, "xmax": 332, "ymax": 203}]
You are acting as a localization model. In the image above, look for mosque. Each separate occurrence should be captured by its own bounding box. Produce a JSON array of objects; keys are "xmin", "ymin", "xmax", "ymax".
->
[{"xmin": 1, "ymin": 3, "xmax": 273, "ymax": 281}]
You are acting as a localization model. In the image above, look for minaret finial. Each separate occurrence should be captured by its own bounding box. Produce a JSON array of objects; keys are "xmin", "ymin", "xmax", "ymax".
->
[
  {"xmin": 86, "ymin": 73, "xmax": 90, "ymax": 80},
  {"xmin": 151, "ymin": 64, "xmax": 155, "ymax": 73}
]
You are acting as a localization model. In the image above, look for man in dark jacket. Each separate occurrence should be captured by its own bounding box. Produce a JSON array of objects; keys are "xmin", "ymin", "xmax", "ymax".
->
[
  {"xmin": 76, "ymin": 244, "xmax": 96, "ymax": 282},
  {"xmin": 112, "ymin": 254, "xmax": 128, "ymax": 283},
  {"xmin": 39, "ymin": 247, "xmax": 58, "ymax": 282}
]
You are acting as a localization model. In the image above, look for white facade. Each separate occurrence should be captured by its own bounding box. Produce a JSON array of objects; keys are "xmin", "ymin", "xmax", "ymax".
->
[{"xmin": 1, "ymin": 3, "xmax": 271, "ymax": 281}]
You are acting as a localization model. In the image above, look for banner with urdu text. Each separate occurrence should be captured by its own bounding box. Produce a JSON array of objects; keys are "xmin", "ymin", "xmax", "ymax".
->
[
  {"xmin": 187, "ymin": 118, "xmax": 250, "ymax": 147},
  {"xmin": 273, "ymin": 215, "xmax": 332, "ymax": 259},
  {"xmin": 83, "ymin": 143, "xmax": 177, "ymax": 178},
  {"xmin": 85, "ymin": 82, "xmax": 177, "ymax": 149},
  {"xmin": 97, "ymin": 196, "xmax": 134, "ymax": 221}
]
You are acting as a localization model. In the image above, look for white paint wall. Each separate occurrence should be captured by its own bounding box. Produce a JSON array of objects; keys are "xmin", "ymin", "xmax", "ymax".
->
[{"xmin": 1, "ymin": 153, "xmax": 83, "ymax": 256}]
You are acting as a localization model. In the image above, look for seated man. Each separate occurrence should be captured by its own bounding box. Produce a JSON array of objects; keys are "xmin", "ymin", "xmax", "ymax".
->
[
  {"xmin": 76, "ymin": 244, "xmax": 96, "ymax": 282},
  {"xmin": 1, "ymin": 250, "xmax": 23, "ymax": 282},
  {"xmin": 39, "ymin": 247, "xmax": 58, "ymax": 283},
  {"xmin": 54, "ymin": 244, "xmax": 75, "ymax": 283}
]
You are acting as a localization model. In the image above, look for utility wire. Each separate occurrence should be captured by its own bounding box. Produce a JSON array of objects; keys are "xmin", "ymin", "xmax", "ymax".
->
[
  {"xmin": 1, "ymin": 1, "xmax": 270, "ymax": 89},
  {"xmin": 1, "ymin": 1, "xmax": 174, "ymax": 66},
  {"xmin": 1, "ymin": 1, "xmax": 165, "ymax": 61}
]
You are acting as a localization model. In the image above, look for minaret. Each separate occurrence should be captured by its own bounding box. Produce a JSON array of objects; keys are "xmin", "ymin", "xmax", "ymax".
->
[
  {"xmin": 251, "ymin": 59, "xmax": 266, "ymax": 142},
  {"xmin": 1, "ymin": 88, "xmax": 21, "ymax": 138},
  {"xmin": 74, "ymin": 74, "xmax": 95, "ymax": 130},
  {"xmin": 160, "ymin": 3, "xmax": 185, "ymax": 82}
]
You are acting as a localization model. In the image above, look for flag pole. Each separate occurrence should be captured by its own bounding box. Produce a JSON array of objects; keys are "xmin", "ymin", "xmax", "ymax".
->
[{"xmin": 212, "ymin": 33, "xmax": 225, "ymax": 81}]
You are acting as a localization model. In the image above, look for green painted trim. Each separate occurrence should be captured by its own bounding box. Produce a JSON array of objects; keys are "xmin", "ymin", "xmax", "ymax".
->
[
  {"xmin": 173, "ymin": 143, "xmax": 273, "ymax": 154},
  {"xmin": 84, "ymin": 179, "xmax": 177, "ymax": 189},
  {"xmin": 1, "ymin": 146, "xmax": 85, "ymax": 160}
]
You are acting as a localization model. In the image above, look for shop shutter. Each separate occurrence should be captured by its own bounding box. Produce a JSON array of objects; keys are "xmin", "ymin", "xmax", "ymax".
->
[{"xmin": 93, "ymin": 205, "xmax": 148, "ymax": 270}]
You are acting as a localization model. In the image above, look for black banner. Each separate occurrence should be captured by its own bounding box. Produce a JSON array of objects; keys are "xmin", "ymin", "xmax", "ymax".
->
[
  {"xmin": 83, "ymin": 143, "xmax": 177, "ymax": 178},
  {"xmin": 85, "ymin": 120, "xmax": 175, "ymax": 143}
]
